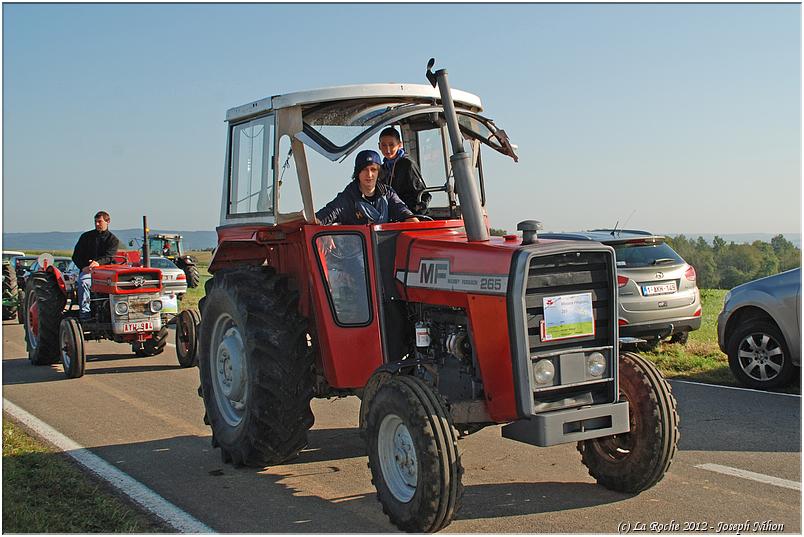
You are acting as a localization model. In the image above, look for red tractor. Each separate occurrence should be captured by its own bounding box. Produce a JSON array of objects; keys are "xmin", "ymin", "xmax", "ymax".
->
[
  {"xmin": 24, "ymin": 249, "xmax": 199, "ymax": 378},
  {"xmin": 198, "ymin": 59, "xmax": 679, "ymax": 532}
]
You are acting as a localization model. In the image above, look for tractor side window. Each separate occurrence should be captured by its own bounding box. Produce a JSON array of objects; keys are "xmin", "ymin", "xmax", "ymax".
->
[
  {"xmin": 314, "ymin": 233, "xmax": 371, "ymax": 326},
  {"xmin": 417, "ymin": 128, "xmax": 449, "ymax": 208},
  {"xmin": 229, "ymin": 115, "xmax": 275, "ymax": 216}
]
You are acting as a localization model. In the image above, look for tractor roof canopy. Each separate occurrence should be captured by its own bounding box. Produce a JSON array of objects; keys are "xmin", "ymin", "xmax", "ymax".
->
[{"xmin": 220, "ymin": 83, "xmax": 517, "ymax": 225}]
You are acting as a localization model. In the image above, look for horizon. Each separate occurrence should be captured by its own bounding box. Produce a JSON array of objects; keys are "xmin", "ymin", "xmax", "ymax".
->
[{"xmin": 3, "ymin": 4, "xmax": 801, "ymax": 235}]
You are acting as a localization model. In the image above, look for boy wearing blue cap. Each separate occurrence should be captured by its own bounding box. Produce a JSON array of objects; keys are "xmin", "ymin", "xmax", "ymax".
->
[{"xmin": 315, "ymin": 150, "xmax": 419, "ymax": 225}]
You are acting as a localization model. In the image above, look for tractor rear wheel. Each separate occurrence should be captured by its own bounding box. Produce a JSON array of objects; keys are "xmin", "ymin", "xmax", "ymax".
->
[
  {"xmin": 176, "ymin": 309, "xmax": 200, "ymax": 367},
  {"xmin": 366, "ymin": 375, "xmax": 464, "ymax": 533},
  {"xmin": 578, "ymin": 351, "xmax": 679, "ymax": 493},
  {"xmin": 3, "ymin": 264, "xmax": 18, "ymax": 320},
  {"xmin": 133, "ymin": 326, "xmax": 169, "ymax": 356},
  {"xmin": 24, "ymin": 272, "xmax": 66, "ymax": 365},
  {"xmin": 184, "ymin": 265, "xmax": 201, "ymax": 288},
  {"xmin": 198, "ymin": 266, "xmax": 315, "ymax": 467},
  {"xmin": 59, "ymin": 317, "xmax": 86, "ymax": 378}
]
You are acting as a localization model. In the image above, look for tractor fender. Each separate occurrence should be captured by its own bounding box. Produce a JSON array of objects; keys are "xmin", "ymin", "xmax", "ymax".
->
[
  {"xmin": 178, "ymin": 255, "xmax": 196, "ymax": 266},
  {"xmin": 45, "ymin": 266, "xmax": 68, "ymax": 297},
  {"xmin": 357, "ymin": 362, "xmax": 418, "ymax": 435}
]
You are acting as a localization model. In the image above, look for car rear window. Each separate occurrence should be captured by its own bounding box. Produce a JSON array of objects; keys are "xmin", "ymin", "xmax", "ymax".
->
[{"xmin": 612, "ymin": 242, "xmax": 684, "ymax": 268}]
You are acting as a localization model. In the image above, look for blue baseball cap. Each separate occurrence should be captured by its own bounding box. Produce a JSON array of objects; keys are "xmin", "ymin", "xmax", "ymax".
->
[{"xmin": 353, "ymin": 150, "xmax": 382, "ymax": 178}]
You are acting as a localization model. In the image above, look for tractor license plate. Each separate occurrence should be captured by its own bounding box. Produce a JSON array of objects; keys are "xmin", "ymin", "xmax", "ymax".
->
[
  {"xmin": 642, "ymin": 282, "xmax": 677, "ymax": 296},
  {"xmin": 123, "ymin": 321, "xmax": 154, "ymax": 333}
]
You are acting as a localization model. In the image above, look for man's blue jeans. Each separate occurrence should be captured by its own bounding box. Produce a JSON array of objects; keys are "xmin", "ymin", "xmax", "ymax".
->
[{"xmin": 77, "ymin": 271, "xmax": 92, "ymax": 316}]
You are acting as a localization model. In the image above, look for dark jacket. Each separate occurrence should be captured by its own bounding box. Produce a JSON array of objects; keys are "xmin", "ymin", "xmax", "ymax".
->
[
  {"xmin": 316, "ymin": 181, "xmax": 413, "ymax": 225},
  {"xmin": 71, "ymin": 229, "xmax": 120, "ymax": 270},
  {"xmin": 380, "ymin": 154, "xmax": 430, "ymax": 214}
]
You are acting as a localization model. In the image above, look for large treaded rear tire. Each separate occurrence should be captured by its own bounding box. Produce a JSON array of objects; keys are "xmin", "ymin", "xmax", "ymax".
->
[
  {"xmin": 185, "ymin": 265, "xmax": 201, "ymax": 288},
  {"xmin": 577, "ymin": 352, "xmax": 679, "ymax": 493},
  {"xmin": 24, "ymin": 271, "xmax": 66, "ymax": 365},
  {"xmin": 198, "ymin": 266, "xmax": 315, "ymax": 466},
  {"xmin": 366, "ymin": 375, "xmax": 464, "ymax": 532},
  {"xmin": 3, "ymin": 264, "xmax": 18, "ymax": 320}
]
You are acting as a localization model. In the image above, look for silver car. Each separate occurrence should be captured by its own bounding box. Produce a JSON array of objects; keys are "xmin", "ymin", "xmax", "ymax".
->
[
  {"xmin": 539, "ymin": 230, "xmax": 701, "ymax": 348},
  {"xmin": 147, "ymin": 256, "xmax": 187, "ymax": 315},
  {"xmin": 717, "ymin": 268, "xmax": 800, "ymax": 389}
]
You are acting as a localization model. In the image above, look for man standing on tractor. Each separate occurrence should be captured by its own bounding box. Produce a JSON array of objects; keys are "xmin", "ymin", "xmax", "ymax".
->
[
  {"xmin": 71, "ymin": 211, "xmax": 119, "ymax": 320},
  {"xmin": 378, "ymin": 127, "xmax": 430, "ymax": 214}
]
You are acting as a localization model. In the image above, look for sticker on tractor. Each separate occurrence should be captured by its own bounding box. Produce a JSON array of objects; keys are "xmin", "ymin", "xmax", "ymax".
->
[
  {"xmin": 396, "ymin": 259, "xmax": 508, "ymax": 295},
  {"xmin": 540, "ymin": 292, "xmax": 595, "ymax": 341}
]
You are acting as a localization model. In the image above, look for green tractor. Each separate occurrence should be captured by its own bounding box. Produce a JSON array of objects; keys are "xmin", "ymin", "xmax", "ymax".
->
[{"xmin": 147, "ymin": 233, "xmax": 201, "ymax": 288}]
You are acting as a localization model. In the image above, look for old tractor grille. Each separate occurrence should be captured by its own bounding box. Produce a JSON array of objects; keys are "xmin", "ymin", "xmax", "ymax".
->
[
  {"xmin": 525, "ymin": 251, "xmax": 613, "ymax": 353},
  {"xmin": 509, "ymin": 246, "xmax": 619, "ymax": 416}
]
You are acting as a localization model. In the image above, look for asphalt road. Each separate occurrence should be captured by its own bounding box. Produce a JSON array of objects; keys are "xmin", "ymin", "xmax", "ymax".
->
[{"xmin": 3, "ymin": 320, "xmax": 800, "ymax": 533}]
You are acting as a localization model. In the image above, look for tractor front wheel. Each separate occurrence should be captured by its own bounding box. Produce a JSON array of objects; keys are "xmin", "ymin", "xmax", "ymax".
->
[
  {"xmin": 24, "ymin": 272, "xmax": 66, "ymax": 365},
  {"xmin": 578, "ymin": 352, "xmax": 679, "ymax": 493},
  {"xmin": 59, "ymin": 317, "xmax": 86, "ymax": 378},
  {"xmin": 198, "ymin": 266, "xmax": 315, "ymax": 466},
  {"xmin": 176, "ymin": 309, "xmax": 200, "ymax": 367},
  {"xmin": 366, "ymin": 375, "xmax": 464, "ymax": 533}
]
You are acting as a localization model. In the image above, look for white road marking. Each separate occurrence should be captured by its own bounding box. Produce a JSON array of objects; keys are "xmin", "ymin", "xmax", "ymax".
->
[
  {"xmin": 696, "ymin": 463, "xmax": 801, "ymax": 491},
  {"xmin": 670, "ymin": 379, "xmax": 801, "ymax": 398},
  {"xmin": 3, "ymin": 399, "xmax": 215, "ymax": 533}
]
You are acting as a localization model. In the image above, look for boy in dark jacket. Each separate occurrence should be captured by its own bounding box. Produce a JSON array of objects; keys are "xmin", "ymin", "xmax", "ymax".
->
[
  {"xmin": 378, "ymin": 127, "xmax": 430, "ymax": 214},
  {"xmin": 316, "ymin": 150, "xmax": 418, "ymax": 225}
]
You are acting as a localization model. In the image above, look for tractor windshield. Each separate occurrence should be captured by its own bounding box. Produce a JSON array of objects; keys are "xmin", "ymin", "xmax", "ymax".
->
[{"xmin": 149, "ymin": 237, "xmax": 180, "ymax": 257}]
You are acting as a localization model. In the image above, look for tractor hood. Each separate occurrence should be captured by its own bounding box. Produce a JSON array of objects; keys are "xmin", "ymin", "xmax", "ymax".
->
[{"xmin": 392, "ymin": 227, "xmax": 585, "ymax": 299}]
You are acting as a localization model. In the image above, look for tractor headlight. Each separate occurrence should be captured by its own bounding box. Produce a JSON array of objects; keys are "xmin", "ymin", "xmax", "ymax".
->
[
  {"xmin": 533, "ymin": 359, "xmax": 555, "ymax": 385},
  {"xmin": 587, "ymin": 352, "xmax": 607, "ymax": 377},
  {"xmin": 150, "ymin": 300, "xmax": 163, "ymax": 313},
  {"xmin": 114, "ymin": 301, "xmax": 129, "ymax": 315}
]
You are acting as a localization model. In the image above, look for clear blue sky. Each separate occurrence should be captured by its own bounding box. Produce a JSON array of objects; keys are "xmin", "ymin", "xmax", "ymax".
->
[{"xmin": 3, "ymin": 3, "xmax": 800, "ymax": 235}]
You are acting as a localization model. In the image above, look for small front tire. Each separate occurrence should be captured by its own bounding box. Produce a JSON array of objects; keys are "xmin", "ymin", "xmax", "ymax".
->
[
  {"xmin": 578, "ymin": 352, "xmax": 679, "ymax": 493},
  {"xmin": 176, "ymin": 309, "xmax": 200, "ymax": 367},
  {"xmin": 366, "ymin": 375, "xmax": 463, "ymax": 533},
  {"xmin": 59, "ymin": 317, "xmax": 86, "ymax": 378}
]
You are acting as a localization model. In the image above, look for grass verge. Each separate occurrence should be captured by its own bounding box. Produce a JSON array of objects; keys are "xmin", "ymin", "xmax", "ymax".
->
[{"xmin": 2, "ymin": 418, "xmax": 169, "ymax": 533}]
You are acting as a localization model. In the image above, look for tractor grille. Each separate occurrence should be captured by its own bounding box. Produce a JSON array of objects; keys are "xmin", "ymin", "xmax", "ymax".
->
[
  {"xmin": 517, "ymin": 249, "xmax": 618, "ymax": 414},
  {"xmin": 525, "ymin": 251, "xmax": 614, "ymax": 353}
]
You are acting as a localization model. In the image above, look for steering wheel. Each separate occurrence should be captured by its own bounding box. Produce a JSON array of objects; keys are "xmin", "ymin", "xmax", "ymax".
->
[{"xmin": 413, "ymin": 214, "xmax": 434, "ymax": 221}]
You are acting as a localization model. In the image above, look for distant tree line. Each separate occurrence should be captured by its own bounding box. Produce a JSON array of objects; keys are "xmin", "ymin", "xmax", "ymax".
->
[{"xmin": 666, "ymin": 234, "xmax": 800, "ymax": 289}]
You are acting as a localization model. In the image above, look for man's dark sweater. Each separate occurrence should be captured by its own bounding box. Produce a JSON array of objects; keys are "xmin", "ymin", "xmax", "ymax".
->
[{"xmin": 71, "ymin": 229, "xmax": 120, "ymax": 270}]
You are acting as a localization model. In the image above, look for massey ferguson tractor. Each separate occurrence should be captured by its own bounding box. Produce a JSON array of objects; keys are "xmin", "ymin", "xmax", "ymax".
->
[
  {"xmin": 197, "ymin": 59, "xmax": 679, "ymax": 532},
  {"xmin": 24, "ymin": 248, "xmax": 199, "ymax": 378}
]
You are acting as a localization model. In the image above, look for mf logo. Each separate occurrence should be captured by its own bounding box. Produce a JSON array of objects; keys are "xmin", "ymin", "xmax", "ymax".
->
[{"xmin": 420, "ymin": 260, "xmax": 448, "ymax": 284}]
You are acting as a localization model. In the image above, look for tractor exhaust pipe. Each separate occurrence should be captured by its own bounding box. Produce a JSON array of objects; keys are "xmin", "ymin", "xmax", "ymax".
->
[
  {"xmin": 142, "ymin": 215, "xmax": 150, "ymax": 268},
  {"xmin": 426, "ymin": 58, "xmax": 489, "ymax": 243}
]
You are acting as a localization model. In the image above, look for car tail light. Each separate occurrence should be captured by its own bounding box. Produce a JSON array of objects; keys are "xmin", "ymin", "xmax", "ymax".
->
[
  {"xmin": 693, "ymin": 306, "xmax": 702, "ymax": 317},
  {"xmin": 177, "ymin": 273, "xmax": 186, "ymax": 280},
  {"xmin": 618, "ymin": 318, "xmax": 628, "ymax": 326},
  {"xmin": 684, "ymin": 265, "xmax": 696, "ymax": 281},
  {"xmin": 617, "ymin": 275, "xmax": 629, "ymax": 288}
]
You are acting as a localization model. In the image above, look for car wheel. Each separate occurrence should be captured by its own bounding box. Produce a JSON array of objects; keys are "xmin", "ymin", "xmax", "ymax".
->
[{"xmin": 727, "ymin": 320, "xmax": 794, "ymax": 389}]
